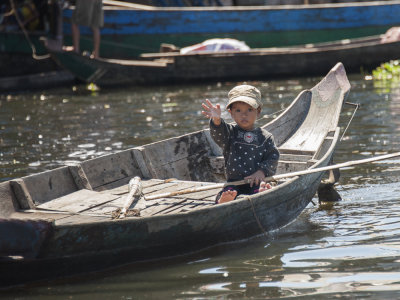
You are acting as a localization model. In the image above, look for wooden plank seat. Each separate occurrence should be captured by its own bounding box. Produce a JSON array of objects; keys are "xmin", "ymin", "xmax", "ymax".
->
[{"xmin": 35, "ymin": 179, "xmax": 219, "ymax": 221}]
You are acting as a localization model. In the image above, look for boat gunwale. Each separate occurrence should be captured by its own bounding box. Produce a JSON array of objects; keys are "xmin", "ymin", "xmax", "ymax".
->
[
  {"xmin": 139, "ymin": 35, "xmax": 396, "ymax": 60},
  {"xmin": 102, "ymin": 0, "xmax": 400, "ymax": 12}
]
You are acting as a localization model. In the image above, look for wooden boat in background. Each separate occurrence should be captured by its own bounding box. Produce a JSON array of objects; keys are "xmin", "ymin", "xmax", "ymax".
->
[
  {"xmin": 49, "ymin": 35, "xmax": 398, "ymax": 87},
  {"xmin": 0, "ymin": 63, "xmax": 350, "ymax": 286},
  {"xmin": 61, "ymin": 0, "xmax": 400, "ymax": 58},
  {"xmin": 3, "ymin": 0, "xmax": 400, "ymax": 75}
]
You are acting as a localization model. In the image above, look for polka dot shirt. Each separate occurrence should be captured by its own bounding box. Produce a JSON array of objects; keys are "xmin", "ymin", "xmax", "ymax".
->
[{"xmin": 210, "ymin": 119, "xmax": 280, "ymax": 182}]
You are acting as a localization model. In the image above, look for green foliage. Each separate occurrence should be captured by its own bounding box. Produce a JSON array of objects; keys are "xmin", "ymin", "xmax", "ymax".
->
[{"xmin": 372, "ymin": 60, "xmax": 400, "ymax": 80}]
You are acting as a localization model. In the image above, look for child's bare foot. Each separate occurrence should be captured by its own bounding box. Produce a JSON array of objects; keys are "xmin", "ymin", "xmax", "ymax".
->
[
  {"xmin": 218, "ymin": 190, "xmax": 238, "ymax": 203},
  {"xmin": 259, "ymin": 181, "xmax": 272, "ymax": 192}
]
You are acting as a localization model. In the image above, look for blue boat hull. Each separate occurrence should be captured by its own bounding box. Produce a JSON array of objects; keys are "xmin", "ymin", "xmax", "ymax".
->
[{"xmin": 61, "ymin": 1, "xmax": 400, "ymax": 57}]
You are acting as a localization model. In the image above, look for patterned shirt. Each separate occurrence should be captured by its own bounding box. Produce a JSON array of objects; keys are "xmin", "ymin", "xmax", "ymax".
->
[{"xmin": 210, "ymin": 119, "xmax": 280, "ymax": 182}]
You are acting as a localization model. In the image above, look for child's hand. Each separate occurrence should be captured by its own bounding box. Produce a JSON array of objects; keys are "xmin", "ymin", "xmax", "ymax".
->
[
  {"xmin": 202, "ymin": 99, "xmax": 221, "ymax": 124},
  {"xmin": 245, "ymin": 170, "xmax": 266, "ymax": 187}
]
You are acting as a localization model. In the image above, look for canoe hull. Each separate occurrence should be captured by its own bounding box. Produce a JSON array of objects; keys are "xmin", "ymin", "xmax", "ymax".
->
[
  {"xmin": 0, "ymin": 150, "xmax": 332, "ymax": 287},
  {"xmin": 61, "ymin": 2, "xmax": 400, "ymax": 58},
  {"xmin": 50, "ymin": 36, "xmax": 399, "ymax": 86},
  {"xmin": 0, "ymin": 63, "xmax": 349, "ymax": 287}
]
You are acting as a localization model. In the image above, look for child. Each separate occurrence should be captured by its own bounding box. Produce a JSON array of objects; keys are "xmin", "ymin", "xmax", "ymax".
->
[{"xmin": 202, "ymin": 84, "xmax": 280, "ymax": 204}]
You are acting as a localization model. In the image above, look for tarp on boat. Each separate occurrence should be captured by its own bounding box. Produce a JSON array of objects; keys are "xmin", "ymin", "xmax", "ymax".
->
[{"xmin": 180, "ymin": 38, "xmax": 250, "ymax": 54}]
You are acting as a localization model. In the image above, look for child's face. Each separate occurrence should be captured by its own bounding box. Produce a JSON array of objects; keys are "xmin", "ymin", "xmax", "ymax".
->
[{"xmin": 228, "ymin": 101, "xmax": 261, "ymax": 131}]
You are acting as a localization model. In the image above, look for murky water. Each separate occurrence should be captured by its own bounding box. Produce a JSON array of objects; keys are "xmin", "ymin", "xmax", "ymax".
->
[{"xmin": 1, "ymin": 72, "xmax": 400, "ymax": 298}]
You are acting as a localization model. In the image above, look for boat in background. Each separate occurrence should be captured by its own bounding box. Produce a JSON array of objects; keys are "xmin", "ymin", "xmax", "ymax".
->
[
  {"xmin": 48, "ymin": 34, "xmax": 400, "ymax": 87},
  {"xmin": 3, "ymin": 0, "xmax": 400, "ymax": 74},
  {"xmin": 60, "ymin": 0, "xmax": 400, "ymax": 58},
  {"xmin": 0, "ymin": 0, "xmax": 67, "ymax": 90},
  {"xmin": 0, "ymin": 63, "xmax": 349, "ymax": 287}
]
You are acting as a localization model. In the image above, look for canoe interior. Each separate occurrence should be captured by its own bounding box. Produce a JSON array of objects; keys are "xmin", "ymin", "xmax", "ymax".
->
[{"xmin": 4, "ymin": 138, "xmax": 320, "ymax": 222}]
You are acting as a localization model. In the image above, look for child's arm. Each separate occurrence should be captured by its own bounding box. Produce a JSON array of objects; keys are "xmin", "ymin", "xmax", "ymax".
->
[{"xmin": 202, "ymin": 99, "xmax": 221, "ymax": 125}]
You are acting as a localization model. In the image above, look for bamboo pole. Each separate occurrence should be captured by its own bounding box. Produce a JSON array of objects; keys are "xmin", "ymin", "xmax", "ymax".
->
[
  {"xmin": 144, "ymin": 152, "xmax": 400, "ymax": 201},
  {"xmin": 263, "ymin": 151, "xmax": 400, "ymax": 183}
]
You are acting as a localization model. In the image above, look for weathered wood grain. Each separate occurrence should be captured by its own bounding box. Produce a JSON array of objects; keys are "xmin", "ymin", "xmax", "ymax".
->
[
  {"xmin": 37, "ymin": 189, "xmax": 120, "ymax": 214},
  {"xmin": 80, "ymin": 149, "xmax": 142, "ymax": 190},
  {"xmin": 18, "ymin": 167, "xmax": 78, "ymax": 205}
]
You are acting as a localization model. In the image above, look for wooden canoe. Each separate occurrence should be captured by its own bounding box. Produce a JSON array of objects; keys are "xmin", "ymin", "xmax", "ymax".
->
[
  {"xmin": 0, "ymin": 63, "xmax": 350, "ymax": 286},
  {"xmin": 48, "ymin": 35, "xmax": 398, "ymax": 87}
]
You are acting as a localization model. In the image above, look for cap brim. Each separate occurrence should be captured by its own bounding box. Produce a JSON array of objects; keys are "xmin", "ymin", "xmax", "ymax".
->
[{"xmin": 226, "ymin": 96, "xmax": 260, "ymax": 109}]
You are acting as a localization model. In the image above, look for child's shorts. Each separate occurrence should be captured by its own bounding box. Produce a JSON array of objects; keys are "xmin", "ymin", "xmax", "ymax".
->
[{"xmin": 215, "ymin": 183, "xmax": 259, "ymax": 203}]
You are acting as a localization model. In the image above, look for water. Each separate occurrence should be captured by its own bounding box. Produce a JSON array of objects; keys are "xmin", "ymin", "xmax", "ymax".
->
[{"xmin": 1, "ymin": 73, "xmax": 400, "ymax": 298}]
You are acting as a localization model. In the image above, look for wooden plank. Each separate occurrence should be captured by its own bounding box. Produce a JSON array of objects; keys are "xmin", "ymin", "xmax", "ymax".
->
[
  {"xmin": 21, "ymin": 166, "xmax": 78, "ymax": 205},
  {"xmin": 154, "ymin": 199, "xmax": 192, "ymax": 215},
  {"xmin": 313, "ymin": 130, "xmax": 337, "ymax": 160},
  {"xmin": 68, "ymin": 164, "xmax": 93, "ymax": 190},
  {"xmin": 10, "ymin": 179, "xmax": 35, "ymax": 209},
  {"xmin": 277, "ymin": 161, "xmax": 308, "ymax": 174},
  {"xmin": 139, "ymin": 131, "xmax": 215, "ymax": 182},
  {"xmin": 179, "ymin": 188, "xmax": 221, "ymax": 200},
  {"xmin": 142, "ymin": 198, "xmax": 188, "ymax": 216},
  {"xmin": 162, "ymin": 198, "xmax": 217, "ymax": 215},
  {"xmin": 97, "ymin": 176, "xmax": 132, "ymax": 191},
  {"xmin": 146, "ymin": 181, "xmax": 196, "ymax": 196},
  {"xmin": 107, "ymin": 178, "xmax": 167, "ymax": 195},
  {"xmin": 0, "ymin": 182, "xmax": 18, "ymax": 216},
  {"xmin": 132, "ymin": 147, "xmax": 152, "ymax": 179},
  {"xmin": 80, "ymin": 149, "xmax": 142, "ymax": 190},
  {"xmin": 37, "ymin": 189, "xmax": 119, "ymax": 213},
  {"xmin": 143, "ymin": 182, "xmax": 182, "ymax": 195},
  {"xmin": 279, "ymin": 153, "xmax": 312, "ymax": 162}
]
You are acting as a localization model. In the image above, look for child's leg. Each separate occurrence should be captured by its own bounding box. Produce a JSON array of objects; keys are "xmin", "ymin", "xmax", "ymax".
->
[{"xmin": 215, "ymin": 182, "xmax": 271, "ymax": 204}]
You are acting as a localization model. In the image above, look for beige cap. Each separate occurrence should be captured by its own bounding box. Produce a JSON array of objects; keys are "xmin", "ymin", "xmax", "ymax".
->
[{"xmin": 226, "ymin": 85, "xmax": 262, "ymax": 109}]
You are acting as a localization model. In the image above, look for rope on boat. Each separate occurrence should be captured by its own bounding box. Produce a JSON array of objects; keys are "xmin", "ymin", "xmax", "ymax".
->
[
  {"xmin": 0, "ymin": 7, "xmax": 14, "ymax": 18},
  {"xmin": 246, "ymin": 196, "xmax": 269, "ymax": 240},
  {"xmin": 8, "ymin": 0, "xmax": 50, "ymax": 60},
  {"xmin": 340, "ymin": 101, "xmax": 360, "ymax": 141}
]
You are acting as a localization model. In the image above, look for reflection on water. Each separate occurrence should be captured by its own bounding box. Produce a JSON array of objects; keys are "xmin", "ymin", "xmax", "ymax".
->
[{"xmin": 1, "ymin": 74, "xmax": 400, "ymax": 298}]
